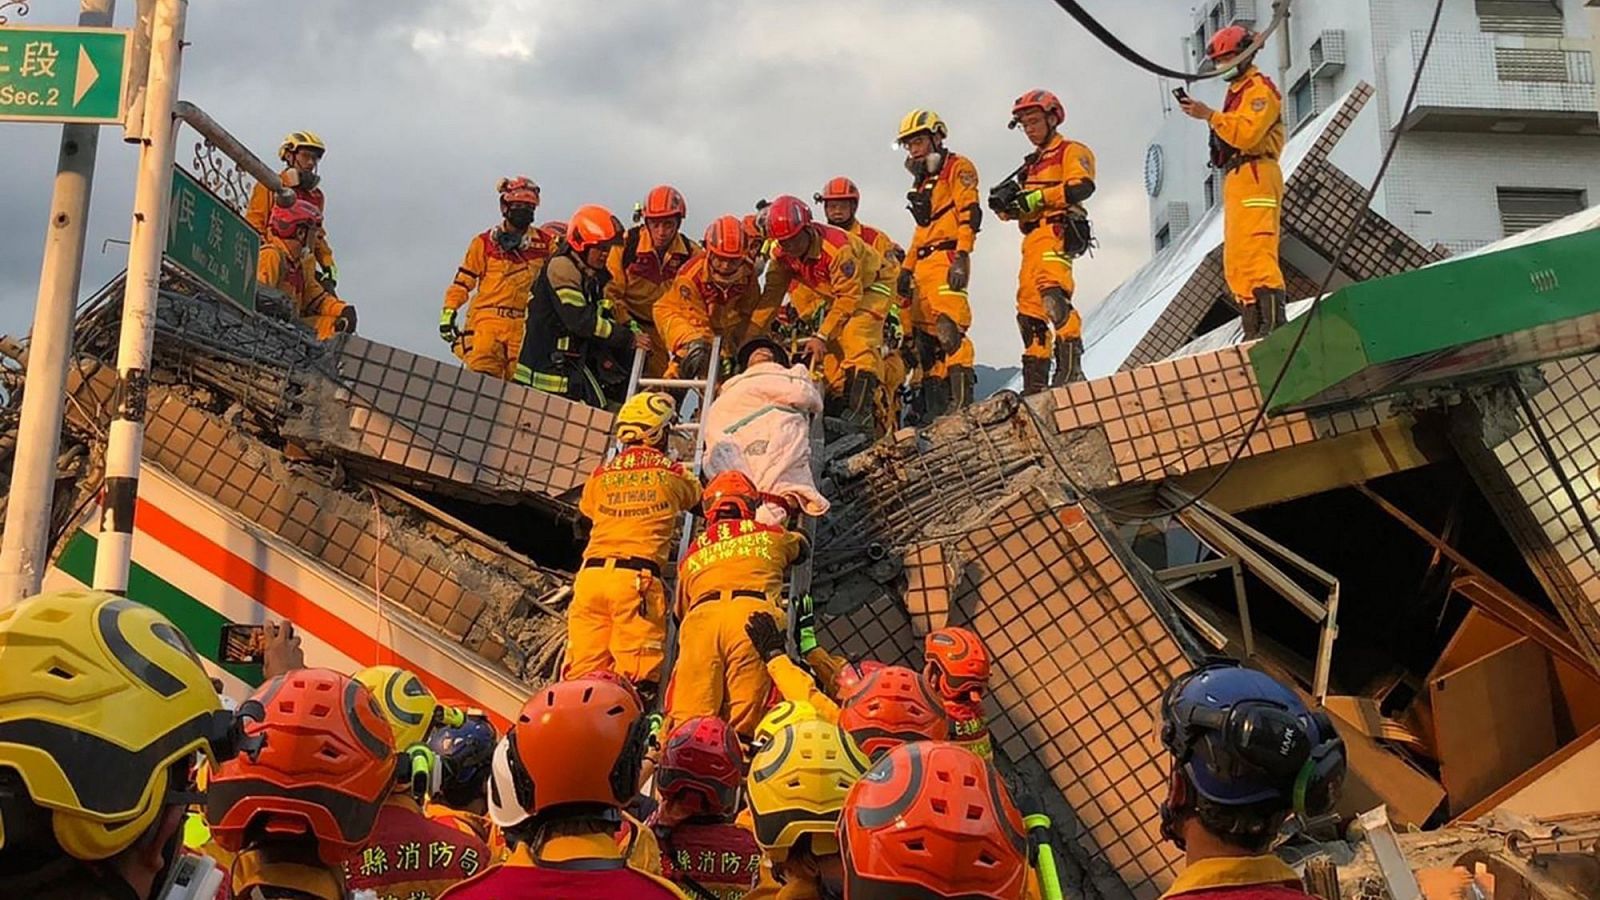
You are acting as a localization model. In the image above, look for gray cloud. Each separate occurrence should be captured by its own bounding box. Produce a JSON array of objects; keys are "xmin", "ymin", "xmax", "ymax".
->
[{"xmin": 3, "ymin": 0, "xmax": 1193, "ymax": 367}]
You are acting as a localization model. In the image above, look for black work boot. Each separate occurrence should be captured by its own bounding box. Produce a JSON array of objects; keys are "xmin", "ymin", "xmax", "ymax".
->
[
  {"xmin": 947, "ymin": 366, "xmax": 976, "ymax": 411},
  {"xmin": 1051, "ymin": 338, "xmax": 1084, "ymax": 388},
  {"xmin": 1240, "ymin": 302, "xmax": 1263, "ymax": 340},
  {"xmin": 1254, "ymin": 287, "xmax": 1287, "ymax": 336},
  {"xmin": 842, "ymin": 369, "xmax": 882, "ymax": 436},
  {"xmin": 920, "ymin": 376, "xmax": 951, "ymax": 421},
  {"xmin": 1021, "ymin": 357, "xmax": 1051, "ymax": 395}
]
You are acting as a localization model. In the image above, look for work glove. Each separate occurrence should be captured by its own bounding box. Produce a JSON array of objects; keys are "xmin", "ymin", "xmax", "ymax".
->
[
  {"xmin": 1041, "ymin": 286, "xmax": 1071, "ymax": 327},
  {"xmin": 438, "ymin": 307, "xmax": 460, "ymax": 343},
  {"xmin": 788, "ymin": 594, "xmax": 819, "ymax": 656},
  {"xmin": 679, "ymin": 340, "xmax": 712, "ymax": 380},
  {"xmin": 744, "ymin": 611, "xmax": 787, "ymax": 663},
  {"xmin": 946, "ymin": 251, "xmax": 970, "ymax": 291},
  {"xmin": 1018, "ymin": 189, "xmax": 1046, "ymax": 216},
  {"xmin": 896, "ymin": 269, "xmax": 914, "ymax": 301}
]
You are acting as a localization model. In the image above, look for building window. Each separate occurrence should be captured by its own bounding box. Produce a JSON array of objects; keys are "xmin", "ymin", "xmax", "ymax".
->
[
  {"xmin": 1204, "ymin": 173, "xmax": 1219, "ymax": 211},
  {"xmin": 1496, "ymin": 187, "xmax": 1587, "ymax": 235},
  {"xmin": 1290, "ymin": 75, "xmax": 1316, "ymax": 129},
  {"xmin": 1155, "ymin": 224, "xmax": 1173, "ymax": 252},
  {"xmin": 1476, "ymin": 0, "xmax": 1565, "ymax": 37}
]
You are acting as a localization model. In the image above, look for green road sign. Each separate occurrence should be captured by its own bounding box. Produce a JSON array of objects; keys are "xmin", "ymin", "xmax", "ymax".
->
[
  {"xmin": 165, "ymin": 166, "xmax": 259, "ymax": 311},
  {"xmin": 0, "ymin": 27, "xmax": 129, "ymax": 123}
]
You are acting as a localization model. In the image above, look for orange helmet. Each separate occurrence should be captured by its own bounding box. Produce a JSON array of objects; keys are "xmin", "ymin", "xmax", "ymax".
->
[
  {"xmin": 204, "ymin": 669, "xmax": 398, "ymax": 867},
  {"xmin": 497, "ymin": 175, "xmax": 541, "ymax": 207},
  {"xmin": 267, "ymin": 199, "xmax": 323, "ymax": 239},
  {"xmin": 703, "ymin": 470, "xmax": 761, "ymax": 522},
  {"xmin": 487, "ymin": 677, "xmax": 647, "ymax": 829},
  {"xmin": 703, "ymin": 215, "xmax": 748, "ymax": 260},
  {"xmin": 641, "ymin": 184, "xmax": 688, "ymax": 220},
  {"xmin": 837, "ymin": 665, "xmax": 949, "ymax": 760},
  {"xmin": 813, "ymin": 176, "xmax": 860, "ymax": 204},
  {"xmin": 1011, "ymin": 88, "xmax": 1065, "ymax": 126},
  {"xmin": 840, "ymin": 742, "xmax": 1029, "ymax": 899},
  {"xmin": 764, "ymin": 195, "xmax": 812, "ymax": 242},
  {"xmin": 922, "ymin": 626, "xmax": 992, "ymax": 703},
  {"xmin": 567, "ymin": 204, "xmax": 624, "ymax": 253},
  {"xmin": 657, "ymin": 716, "xmax": 745, "ymax": 819},
  {"xmin": 576, "ymin": 668, "xmax": 645, "ymax": 710},
  {"xmin": 1208, "ymin": 24, "xmax": 1254, "ymax": 62}
]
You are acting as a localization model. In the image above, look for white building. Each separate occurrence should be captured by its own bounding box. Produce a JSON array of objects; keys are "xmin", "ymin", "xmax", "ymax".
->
[{"xmin": 1143, "ymin": 0, "xmax": 1600, "ymax": 256}]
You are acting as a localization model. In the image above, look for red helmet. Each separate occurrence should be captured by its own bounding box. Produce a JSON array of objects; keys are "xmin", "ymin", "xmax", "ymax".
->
[
  {"xmin": 813, "ymin": 176, "xmax": 860, "ymax": 204},
  {"xmin": 267, "ymin": 199, "xmax": 322, "ymax": 239},
  {"xmin": 703, "ymin": 215, "xmax": 748, "ymax": 260},
  {"xmin": 837, "ymin": 665, "xmax": 949, "ymax": 760},
  {"xmin": 574, "ymin": 668, "xmax": 646, "ymax": 709},
  {"xmin": 1208, "ymin": 25, "xmax": 1254, "ymax": 62},
  {"xmin": 497, "ymin": 175, "xmax": 541, "ymax": 207},
  {"xmin": 540, "ymin": 220, "xmax": 568, "ymax": 242},
  {"xmin": 642, "ymin": 184, "xmax": 688, "ymax": 220},
  {"xmin": 922, "ymin": 626, "xmax": 992, "ymax": 703},
  {"xmin": 703, "ymin": 470, "xmax": 761, "ymax": 522},
  {"xmin": 657, "ymin": 716, "xmax": 744, "ymax": 819},
  {"xmin": 488, "ymin": 678, "xmax": 647, "ymax": 828},
  {"xmin": 568, "ymin": 204, "xmax": 624, "ymax": 253},
  {"xmin": 764, "ymin": 195, "xmax": 812, "ymax": 242},
  {"xmin": 204, "ymin": 669, "xmax": 398, "ymax": 867},
  {"xmin": 834, "ymin": 660, "xmax": 886, "ymax": 702},
  {"xmin": 840, "ymin": 742, "xmax": 1029, "ymax": 900},
  {"xmin": 1011, "ymin": 88, "xmax": 1065, "ymax": 126}
]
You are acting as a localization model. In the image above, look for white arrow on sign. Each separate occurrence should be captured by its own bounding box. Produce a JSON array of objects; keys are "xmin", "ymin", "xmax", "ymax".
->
[{"xmin": 74, "ymin": 45, "xmax": 99, "ymax": 106}]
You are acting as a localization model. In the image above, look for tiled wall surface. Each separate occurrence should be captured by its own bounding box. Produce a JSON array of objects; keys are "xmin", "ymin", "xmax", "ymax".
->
[{"xmin": 282, "ymin": 336, "xmax": 612, "ymax": 504}]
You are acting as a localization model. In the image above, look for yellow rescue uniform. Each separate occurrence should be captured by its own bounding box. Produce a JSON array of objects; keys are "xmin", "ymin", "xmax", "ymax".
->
[
  {"xmin": 654, "ymin": 254, "xmax": 782, "ymax": 364},
  {"xmin": 257, "ymin": 236, "xmax": 350, "ymax": 340},
  {"xmin": 1014, "ymin": 133, "xmax": 1095, "ymax": 354},
  {"xmin": 246, "ymin": 174, "xmax": 335, "ymax": 275},
  {"xmin": 606, "ymin": 227, "xmax": 699, "ymax": 377},
  {"xmin": 1210, "ymin": 67, "xmax": 1286, "ymax": 306},
  {"xmin": 903, "ymin": 152, "xmax": 981, "ymax": 375},
  {"xmin": 664, "ymin": 519, "xmax": 804, "ymax": 740},
  {"xmin": 763, "ymin": 225, "xmax": 896, "ymax": 395},
  {"xmin": 569, "ymin": 445, "xmax": 700, "ymax": 685},
  {"xmin": 444, "ymin": 228, "xmax": 553, "ymax": 380}
]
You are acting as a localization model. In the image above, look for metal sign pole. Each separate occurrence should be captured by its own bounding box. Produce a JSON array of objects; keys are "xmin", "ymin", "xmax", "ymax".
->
[{"xmin": 91, "ymin": 0, "xmax": 186, "ymax": 592}]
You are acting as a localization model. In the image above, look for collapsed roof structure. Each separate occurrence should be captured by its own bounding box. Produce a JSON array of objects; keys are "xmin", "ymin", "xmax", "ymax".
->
[{"xmin": 3, "ymin": 80, "xmax": 1599, "ymax": 900}]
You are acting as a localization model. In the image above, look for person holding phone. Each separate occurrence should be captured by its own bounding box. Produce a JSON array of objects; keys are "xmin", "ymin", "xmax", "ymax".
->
[{"xmin": 1178, "ymin": 25, "xmax": 1288, "ymax": 340}]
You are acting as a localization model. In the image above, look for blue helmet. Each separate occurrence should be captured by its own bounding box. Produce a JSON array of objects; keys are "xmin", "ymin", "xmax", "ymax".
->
[
  {"xmin": 426, "ymin": 714, "xmax": 498, "ymax": 809},
  {"xmin": 1159, "ymin": 663, "xmax": 1345, "ymax": 814}
]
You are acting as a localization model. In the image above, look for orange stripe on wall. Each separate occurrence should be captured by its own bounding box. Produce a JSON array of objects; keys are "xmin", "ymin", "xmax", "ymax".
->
[{"xmin": 135, "ymin": 498, "xmax": 513, "ymax": 732}]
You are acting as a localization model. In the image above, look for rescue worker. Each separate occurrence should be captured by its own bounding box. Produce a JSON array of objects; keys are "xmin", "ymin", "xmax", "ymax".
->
[
  {"xmin": 746, "ymin": 720, "xmax": 871, "ymax": 900},
  {"xmin": 424, "ymin": 714, "xmax": 504, "ymax": 857},
  {"xmin": 663, "ymin": 470, "xmax": 807, "ymax": 740},
  {"xmin": 836, "ymin": 664, "xmax": 949, "ymax": 761},
  {"xmin": 760, "ymin": 195, "xmax": 898, "ymax": 433},
  {"xmin": 348, "ymin": 666, "xmax": 489, "ymax": 900},
  {"xmin": 1179, "ymin": 25, "xmax": 1288, "ymax": 340},
  {"xmin": 516, "ymin": 204, "xmax": 643, "ymax": 408},
  {"xmin": 446, "ymin": 678, "xmax": 689, "ymax": 898},
  {"xmin": 246, "ymin": 130, "xmax": 336, "ymax": 292},
  {"xmin": 878, "ymin": 311, "xmax": 910, "ymax": 433},
  {"xmin": 439, "ymin": 177, "xmax": 554, "ymax": 380},
  {"xmin": 839, "ymin": 742, "xmax": 1031, "ymax": 900},
  {"xmin": 746, "ymin": 598, "xmax": 845, "ymax": 724},
  {"xmin": 650, "ymin": 717, "xmax": 763, "ymax": 899},
  {"xmin": 258, "ymin": 200, "xmax": 356, "ymax": 339},
  {"xmin": 813, "ymin": 177, "xmax": 903, "ymax": 268},
  {"xmin": 568, "ymin": 391, "xmax": 701, "ymax": 692},
  {"xmin": 656, "ymin": 215, "xmax": 784, "ymax": 379},
  {"xmin": 748, "ymin": 700, "xmax": 822, "ymax": 754},
  {"xmin": 608, "ymin": 185, "xmax": 699, "ymax": 378},
  {"xmin": 205, "ymin": 669, "xmax": 398, "ymax": 900},
  {"xmin": 922, "ymin": 625, "xmax": 995, "ymax": 760},
  {"xmin": 1158, "ymin": 663, "xmax": 1346, "ymax": 900},
  {"xmin": 993, "ymin": 89, "xmax": 1096, "ymax": 392},
  {"xmin": 0, "ymin": 590, "xmax": 247, "ymax": 900},
  {"xmin": 897, "ymin": 109, "xmax": 982, "ymax": 420}
]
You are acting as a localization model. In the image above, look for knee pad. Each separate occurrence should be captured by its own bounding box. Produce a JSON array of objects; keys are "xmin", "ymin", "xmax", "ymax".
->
[
  {"xmin": 935, "ymin": 314, "xmax": 963, "ymax": 355},
  {"xmin": 334, "ymin": 305, "xmax": 358, "ymax": 335}
]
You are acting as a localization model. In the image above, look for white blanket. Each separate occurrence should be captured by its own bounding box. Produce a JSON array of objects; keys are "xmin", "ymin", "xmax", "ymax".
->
[{"xmin": 703, "ymin": 361, "xmax": 829, "ymax": 519}]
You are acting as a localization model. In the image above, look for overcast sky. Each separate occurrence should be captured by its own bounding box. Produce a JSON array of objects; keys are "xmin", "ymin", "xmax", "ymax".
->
[{"xmin": 2, "ymin": 0, "xmax": 1197, "ymax": 369}]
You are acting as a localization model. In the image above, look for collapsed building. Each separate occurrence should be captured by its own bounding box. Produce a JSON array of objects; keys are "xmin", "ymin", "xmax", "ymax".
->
[{"xmin": 2, "ymin": 81, "xmax": 1599, "ymax": 899}]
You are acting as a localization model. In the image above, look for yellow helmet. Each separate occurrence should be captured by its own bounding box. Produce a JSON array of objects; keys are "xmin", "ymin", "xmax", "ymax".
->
[
  {"xmin": 279, "ymin": 130, "xmax": 327, "ymax": 161},
  {"xmin": 0, "ymin": 590, "xmax": 231, "ymax": 860},
  {"xmin": 614, "ymin": 391, "xmax": 677, "ymax": 446},
  {"xmin": 751, "ymin": 700, "xmax": 820, "ymax": 753},
  {"xmin": 353, "ymin": 665, "xmax": 437, "ymax": 749},
  {"xmin": 896, "ymin": 109, "xmax": 948, "ymax": 143},
  {"xmin": 746, "ymin": 719, "xmax": 870, "ymax": 861}
]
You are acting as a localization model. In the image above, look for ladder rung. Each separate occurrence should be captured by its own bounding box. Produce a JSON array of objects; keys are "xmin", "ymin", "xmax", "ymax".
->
[
  {"xmin": 676, "ymin": 423, "xmax": 700, "ymax": 432},
  {"xmin": 639, "ymin": 377, "xmax": 712, "ymax": 390}
]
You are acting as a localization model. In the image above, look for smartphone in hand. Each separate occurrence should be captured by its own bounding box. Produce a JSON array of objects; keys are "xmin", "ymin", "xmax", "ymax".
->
[
  {"xmin": 219, "ymin": 623, "xmax": 267, "ymax": 665},
  {"xmin": 1172, "ymin": 86, "xmax": 1191, "ymax": 103}
]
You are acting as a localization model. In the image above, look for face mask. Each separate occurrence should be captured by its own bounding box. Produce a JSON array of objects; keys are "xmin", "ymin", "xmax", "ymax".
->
[{"xmin": 504, "ymin": 206, "xmax": 536, "ymax": 230}]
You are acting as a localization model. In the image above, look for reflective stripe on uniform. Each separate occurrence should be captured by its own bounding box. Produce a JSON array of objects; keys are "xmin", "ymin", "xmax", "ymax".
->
[
  {"xmin": 516, "ymin": 365, "xmax": 569, "ymax": 393},
  {"xmin": 866, "ymin": 283, "xmax": 894, "ymax": 296},
  {"xmin": 1240, "ymin": 198, "xmax": 1279, "ymax": 208},
  {"xmin": 556, "ymin": 287, "xmax": 587, "ymax": 307},
  {"xmin": 1042, "ymin": 252, "xmax": 1074, "ymax": 264},
  {"xmin": 937, "ymin": 288, "xmax": 969, "ymax": 299}
]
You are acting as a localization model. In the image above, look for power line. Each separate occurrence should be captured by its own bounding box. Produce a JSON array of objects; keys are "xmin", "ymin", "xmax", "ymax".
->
[{"xmin": 1048, "ymin": 0, "xmax": 1291, "ymax": 82}]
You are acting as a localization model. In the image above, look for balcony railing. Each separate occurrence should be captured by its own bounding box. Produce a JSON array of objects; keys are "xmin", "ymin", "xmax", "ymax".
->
[{"xmin": 1384, "ymin": 30, "xmax": 1597, "ymax": 134}]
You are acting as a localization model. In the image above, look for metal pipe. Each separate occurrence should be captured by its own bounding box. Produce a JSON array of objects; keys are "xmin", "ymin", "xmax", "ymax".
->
[
  {"xmin": 0, "ymin": 0, "xmax": 117, "ymax": 607},
  {"xmin": 172, "ymin": 101, "xmax": 292, "ymax": 205},
  {"xmin": 92, "ymin": 0, "xmax": 186, "ymax": 593}
]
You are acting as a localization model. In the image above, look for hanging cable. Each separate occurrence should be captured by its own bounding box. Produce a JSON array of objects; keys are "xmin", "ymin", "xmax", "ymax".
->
[
  {"xmin": 1048, "ymin": 0, "xmax": 1291, "ymax": 82},
  {"xmin": 1035, "ymin": 0, "xmax": 1448, "ymax": 526}
]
